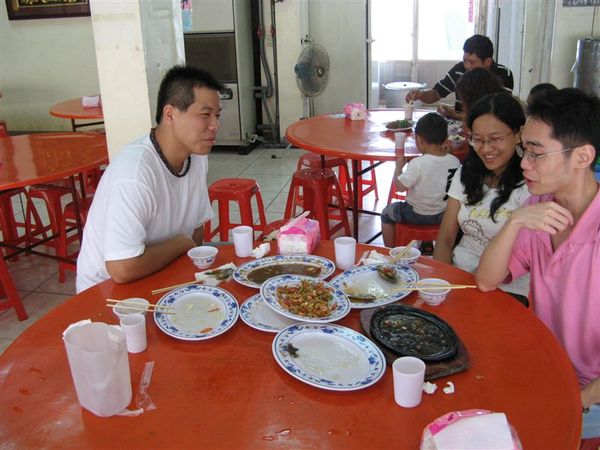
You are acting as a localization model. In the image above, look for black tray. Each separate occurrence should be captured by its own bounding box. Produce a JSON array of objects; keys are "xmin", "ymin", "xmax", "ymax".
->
[{"xmin": 370, "ymin": 305, "xmax": 458, "ymax": 362}]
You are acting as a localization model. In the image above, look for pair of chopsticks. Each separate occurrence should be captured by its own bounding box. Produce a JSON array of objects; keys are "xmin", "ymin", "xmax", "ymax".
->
[
  {"xmin": 393, "ymin": 283, "xmax": 476, "ymax": 292},
  {"xmin": 107, "ymin": 299, "xmax": 176, "ymax": 315},
  {"xmin": 391, "ymin": 240, "xmax": 418, "ymax": 261},
  {"xmin": 151, "ymin": 280, "xmax": 198, "ymax": 295}
]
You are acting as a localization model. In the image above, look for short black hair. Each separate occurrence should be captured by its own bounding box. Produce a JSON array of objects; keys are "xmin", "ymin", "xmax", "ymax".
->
[
  {"xmin": 456, "ymin": 68, "xmax": 505, "ymax": 116},
  {"xmin": 156, "ymin": 65, "xmax": 223, "ymax": 123},
  {"xmin": 414, "ymin": 112, "xmax": 448, "ymax": 144},
  {"xmin": 527, "ymin": 87, "xmax": 600, "ymax": 169},
  {"xmin": 463, "ymin": 34, "xmax": 494, "ymax": 60},
  {"xmin": 528, "ymin": 83, "xmax": 557, "ymax": 99}
]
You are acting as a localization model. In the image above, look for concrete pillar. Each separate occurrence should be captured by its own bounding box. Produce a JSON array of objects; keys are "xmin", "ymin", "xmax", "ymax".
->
[{"xmin": 90, "ymin": 0, "xmax": 184, "ymax": 158}]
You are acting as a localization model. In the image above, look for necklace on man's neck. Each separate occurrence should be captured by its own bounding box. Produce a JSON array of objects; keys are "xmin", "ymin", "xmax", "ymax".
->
[{"xmin": 150, "ymin": 128, "xmax": 191, "ymax": 178}]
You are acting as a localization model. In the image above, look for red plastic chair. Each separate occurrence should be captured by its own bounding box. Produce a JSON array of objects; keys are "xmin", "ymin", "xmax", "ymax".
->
[
  {"xmin": 57, "ymin": 196, "xmax": 93, "ymax": 282},
  {"xmin": 387, "ymin": 179, "xmax": 407, "ymax": 205},
  {"xmin": 284, "ymin": 168, "xmax": 350, "ymax": 239},
  {"xmin": 0, "ymin": 256, "xmax": 27, "ymax": 321},
  {"xmin": 393, "ymin": 222, "xmax": 440, "ymax": 247},
  {"xmin": 296, "ymin": 153, "xmax": 353, "ymax": 206},
  {"xmin": 0, "ymin": 188, "xmax": 46, "ymax": 260},
  {"xmin": 204, "ymin": 179, "xmax": 268, "ymax": 242},
  {"xmin": 338, "ymin": 159, "xmax": 380, "ymax": 208}
]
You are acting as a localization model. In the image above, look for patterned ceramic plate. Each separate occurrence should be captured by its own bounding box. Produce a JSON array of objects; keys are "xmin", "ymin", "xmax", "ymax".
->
[
  {"xmin": 272, "ymin": 323, "xmax": 386, "ymax": 391},
  {"xmin": 260, "ymin": 274, "xmax": 350, "ymax": 323},
  {"xmin": 233, "ymin": 255, "xmax": 335, "ymax": 289},
  {"xmin": 239, "ymin": 294, "xmax": 299, "ymax": 333},
  {"xmin": 329, "ymin": 264, "xmax": 419, "ymax": 309},
  {"xmin": 154, "ymin": 284, "xmax": 239, "ymax": 341}
]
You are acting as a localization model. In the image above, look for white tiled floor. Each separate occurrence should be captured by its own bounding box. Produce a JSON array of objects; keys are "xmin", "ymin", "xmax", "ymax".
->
[{"xmin": 0, "ymin": 144, "xmax": 394, "ymax": 355}]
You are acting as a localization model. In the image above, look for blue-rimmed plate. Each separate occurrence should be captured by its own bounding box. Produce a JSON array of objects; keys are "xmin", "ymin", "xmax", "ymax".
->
[
  {"xmin": 261, "ymin": 275, "xmax": 350, "ymax": 323},
  {"xmin": 233, "ymin": 255, "xmax": 335, "ymax": 289},
  {"xmin": 240, "ymin": 294, "xmax": 299, "ymax": 333},
  {"xmin": 329, "ymin": 264, "xmax": 419, "ymax": 309},
  {"xmin": 153, "ymin": 284, "xmax": 239, "ymax": 341},
  {"xmin": 272, "ymin": 323, "xmax": 386, "ymax": 391}
]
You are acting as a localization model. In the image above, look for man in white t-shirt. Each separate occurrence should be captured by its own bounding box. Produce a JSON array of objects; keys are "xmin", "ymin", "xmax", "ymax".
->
[
  {"xmin": 76, "ymin": 66, "xmax": 222, "ymax": 292},
  {"xmin": 381, "ymin": 113, "xmax": 460, "ymax": 247}
]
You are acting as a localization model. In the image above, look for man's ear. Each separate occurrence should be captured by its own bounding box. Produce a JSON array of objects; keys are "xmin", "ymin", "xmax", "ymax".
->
[
  {"xmin": 162, "ymin": 104, "xmax": 175, "ymax": 124},
  {"xmin": 573, "ymin": 144, "xmax": 596, "ymax": 169},
  {"xmin": 483, "ymin": 57, "xmax": 493, "ymax": 70}
]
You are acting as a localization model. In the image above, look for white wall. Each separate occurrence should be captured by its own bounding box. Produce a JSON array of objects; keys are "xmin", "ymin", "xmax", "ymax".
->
[{"xmin": 0, "ymin": 1, "xmax": 99, "ymax": 132}]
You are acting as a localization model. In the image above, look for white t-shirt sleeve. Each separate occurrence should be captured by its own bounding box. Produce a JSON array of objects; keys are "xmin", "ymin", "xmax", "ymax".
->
[
  {"xmin": 397, "ymin": 158, "xmax": 421, "ymax": 188},
  {"xmin": 447, "ymin": 166, "xmax": 465, "ymax": 201},
  {"xmin": 102, "ymin": 180, "xmax": 153, "ymax": 261}
]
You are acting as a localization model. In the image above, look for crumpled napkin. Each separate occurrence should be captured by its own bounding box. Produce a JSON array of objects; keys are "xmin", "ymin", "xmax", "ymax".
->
[
  {"xmin": 251, "ymin": 242, "xmax": 270, "ymax": 259},
  {"xmin": 195, "ymin": 262, "xmax": 236, "ymax": 286},
  {"xmin": 431, "ymin": 412, "xmax": 514, "ymax": 450},
  {"xmin": 82, "ymin": 95, "xmax": 101, "ymax": 108},
  {"xmin": 359, "ymin": 250, "xmax": 392, "ymax": 265}
]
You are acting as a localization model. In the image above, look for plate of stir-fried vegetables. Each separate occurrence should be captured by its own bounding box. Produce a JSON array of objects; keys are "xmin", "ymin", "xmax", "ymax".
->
[{"xmin": 260, "ymin": 275, "xmax": 351, "ymax": 323}]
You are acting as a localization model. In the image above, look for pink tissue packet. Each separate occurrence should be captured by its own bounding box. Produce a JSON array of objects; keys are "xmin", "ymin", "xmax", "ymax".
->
[
  {"xmin": 344, "ymin": 102, "xmax": 367, "ymax": 120},
  {"xmin": 277, "ymin": 213, "xmax": 320, "ymax": 255}
]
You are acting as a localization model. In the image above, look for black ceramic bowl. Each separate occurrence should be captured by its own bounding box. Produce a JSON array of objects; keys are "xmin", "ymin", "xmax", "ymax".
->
[{"xmin": 370, "ymin": 305, "xmax": 458, "ymax": 362}]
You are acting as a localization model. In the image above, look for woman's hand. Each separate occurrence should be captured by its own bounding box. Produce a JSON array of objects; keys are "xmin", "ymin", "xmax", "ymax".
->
[{"xmin": 582, "ymin": 377, "xmax": 600, "ymax": 408}]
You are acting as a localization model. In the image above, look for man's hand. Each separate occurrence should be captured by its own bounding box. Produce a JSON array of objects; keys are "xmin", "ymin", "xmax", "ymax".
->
[
  {"xmin": 510, "ymin": 201, "xmax": 574, "ymax": 235},
  {"xmin": 405, "ymin": 90, "xmax": 421, "ymax": 103}
]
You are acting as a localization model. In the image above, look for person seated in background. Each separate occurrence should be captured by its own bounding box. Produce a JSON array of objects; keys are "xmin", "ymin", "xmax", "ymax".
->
[
  {"xmin": 476, "ymin": 88, "xmax": 600, "ymax": 440},
  {"xmin": 76, "ymin": 65, "xmax": 222, "ymax": 292},
  {"xmin": 433, "ymin": 93, "xmax": 530, "ymax": 304},
  {"xmin": 526, "ymin": 82, "xmax": 557, "ymax": 105},
  {"xmin": 406, "ymin": 34, "xmax": 513, "ymax": 120},
  {"xmin": 455, "ymin": 68, "xmax": 505, "ymax": 124},
  {"xmin": 381, "ymin": 113, "xmax": 460, "ymax": 247}
]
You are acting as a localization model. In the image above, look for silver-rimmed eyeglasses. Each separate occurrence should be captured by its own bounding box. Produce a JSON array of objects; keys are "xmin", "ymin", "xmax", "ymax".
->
[
  {"xmin": 468, "ymin": 131, "xmax": 514, "ymax": 149},
  {"xmin": 516, "ymin": 144, "xmax": 578, "ymax": 163}
]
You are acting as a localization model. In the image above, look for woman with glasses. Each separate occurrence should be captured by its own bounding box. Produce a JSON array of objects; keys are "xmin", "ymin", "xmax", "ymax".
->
[{"xmin": 433, "ymin": 93, "xmax": 530, "ymax": 303}]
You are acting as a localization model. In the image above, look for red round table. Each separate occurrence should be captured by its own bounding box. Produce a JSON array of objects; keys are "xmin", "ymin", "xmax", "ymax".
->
[
  {"xmin": 0, "ymin": 242, "xmax": 581, "ymax": 449},
  {"xmin": 49, "ymin": 97, "xmax": 104, "ymax": 131},
  {"xmin": 286, "ymin": 109, "xmax": 468, "ymax": 241}
]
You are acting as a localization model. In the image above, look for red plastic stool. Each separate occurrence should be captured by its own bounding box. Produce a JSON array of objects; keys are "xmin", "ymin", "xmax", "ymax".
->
[
  {"xmin": 204, "ymin": 179, "xmax": 268, "ymax": 242},
  {"xmin": 284, "ymin": 168, "xmax": 351, "ymax": 239},
  {"xmin": 26, "ymin": 179, "xmax": 80, "ymax": 252},
  {"xmin": 0, "ymin": 188, "xmax": 46, "ymax": 259},
  {"xmin": 0, "ymin": 257, "xmax": 27, "ymax": 320},
  {"xmin": 338, "ymin": 159, "xmax": 380, "ymax": 208},
  {"xmin": 296, "ymin": 153, "xmax": 353, "ymax": 206},
  {"xmin": 394, "ymin": 222, "xmax": 440, "ymax": 247},
  {"xmin": 0, "ymin": 120, "xmax": 7, "ymax": 137},
  {"xmin": 58, "ymin": 196, "xmax": 93, "ymax": 282}
]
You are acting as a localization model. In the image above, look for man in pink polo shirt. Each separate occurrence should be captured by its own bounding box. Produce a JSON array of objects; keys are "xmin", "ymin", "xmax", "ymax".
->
[{"xmin": 476, "ymin": 88, "xmax": 600, "ymax": 439}]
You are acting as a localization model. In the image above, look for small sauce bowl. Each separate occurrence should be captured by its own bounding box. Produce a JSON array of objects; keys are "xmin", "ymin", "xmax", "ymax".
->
[
  {"xmin": 389, "ymin": 246, "xmax": 421, "ymax": 265},
  {"xmin": 188, "ymin": 246, "xmax": 219, "ymax": 269},
  {"xmin": 112, "ymin": 298, "xmax": 150, "ymax": 319},
  {"xmin": 418, "ymin": 278, "xmax": 451, "ymax": 306}
]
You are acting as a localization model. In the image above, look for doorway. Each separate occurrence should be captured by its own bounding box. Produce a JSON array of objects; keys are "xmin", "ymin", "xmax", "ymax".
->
[{"xmin": 368, "ymin": 0, "xmax": 478, "ymax": 107}]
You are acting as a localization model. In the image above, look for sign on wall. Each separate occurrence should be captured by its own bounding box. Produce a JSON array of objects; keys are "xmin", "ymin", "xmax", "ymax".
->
[
  {"xmin": 5, "ymin": 0, "xmax": 90, "ymax": 20},
  {"xmin": 562, "ymin": 0, "xmax": 600, "ymax": 6}
]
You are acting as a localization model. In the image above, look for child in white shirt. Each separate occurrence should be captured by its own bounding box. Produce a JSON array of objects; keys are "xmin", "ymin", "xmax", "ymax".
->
[{"xmin": 381, "ymin": 113, "xmax": 460, "ymax": 247}]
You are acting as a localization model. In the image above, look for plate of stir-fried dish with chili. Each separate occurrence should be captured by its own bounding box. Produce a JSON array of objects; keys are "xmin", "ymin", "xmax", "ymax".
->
[{"xmin": 260, "ymin": 275, "xmax": 350, "ymax": 323}]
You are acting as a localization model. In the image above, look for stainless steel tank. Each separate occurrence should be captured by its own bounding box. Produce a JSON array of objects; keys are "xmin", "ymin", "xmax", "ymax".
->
[{"xmin": 573, "ymin": 38, "xmax": 600, "ymax": 97}]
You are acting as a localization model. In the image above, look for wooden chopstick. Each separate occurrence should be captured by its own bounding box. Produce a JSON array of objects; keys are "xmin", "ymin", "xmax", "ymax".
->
[
  {"xmin": 392, "ymin": 240, "xmax": 418, "ymax": 260},
  {"xmin": 107, "ymin": 299, "xmax": 176, "ymax": 312},
  {"xmin": 151, "ymin": 280, "xmax": 198, "ymax": 296},
  {"xmin": 394, "ymin": 284, "xmax": 476, "ymax": 291},
  {"xmin": 106, "ymin": 303, "xmax": 176, "ymax": 315}
]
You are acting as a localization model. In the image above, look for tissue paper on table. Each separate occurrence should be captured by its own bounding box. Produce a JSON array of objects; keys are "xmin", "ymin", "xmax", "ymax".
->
[
  {"xmin": 359, "ymin": 250, "xmax": 392, "ymax": 265},
  {"xmin": 277, "ymin": 212, "xmax": 320, "ymax": 255},
  {"xmin": 82, "ymin": 95, "xmax": 101, "ymax": 108},
  {"xmin": 195, "ymin": 262, "xmax": 237, "ymax": 286},
  {"xmin": 420, "ymin": 410, "xmax": 522, "ymax": 450},
  {"xmin": 251, "ymin": 242, "xmax": 270, "ymax": 259},
  {"xmin": 344, "ymin": 102, "xmax": 367, "ymax": 121}
]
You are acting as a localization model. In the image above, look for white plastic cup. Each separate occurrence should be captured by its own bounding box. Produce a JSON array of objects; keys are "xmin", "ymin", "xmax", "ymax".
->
[
  {"xmin": 232, "ymin": 225, "xmax": 254, "ymax": 257},
  {"xmin": 405, "ymin": 103, "xmax": 414, "ymax": 121},
  {"xmin": 334, "ymin": 236, "xmax": 357, "ymax": 270},
  {"xmin": 392, "ymin": 356, "xmax": 426, "ymax": 408},
  {"xmin": 395, "ymin": 132, "xmax": 407, "ymax": 149},
  {"xmin": 120, "ymin": 313, "xmax": 147, "ymax": 354}
]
